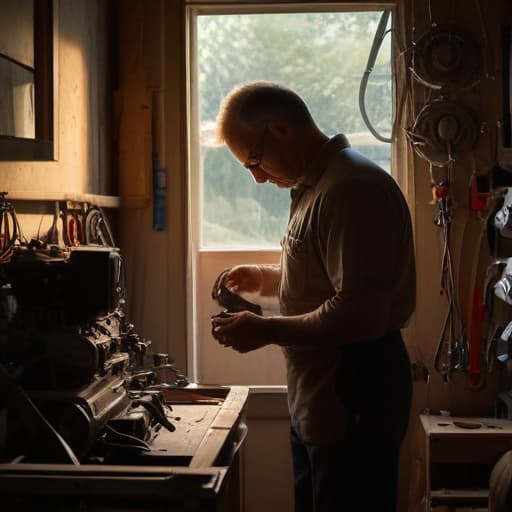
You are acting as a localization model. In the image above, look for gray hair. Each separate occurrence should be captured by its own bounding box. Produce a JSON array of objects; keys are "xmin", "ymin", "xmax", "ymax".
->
[{"xmin": 216, "ymin": 81, "xmax": 316, "ymax": 144}]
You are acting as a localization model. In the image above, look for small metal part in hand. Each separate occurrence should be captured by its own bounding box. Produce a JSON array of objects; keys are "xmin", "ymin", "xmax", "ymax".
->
[
  {"xmin": 211, "ymin": 269, "xmax": 262, "ymax": 315},
  {"xmin": 212, "ymin": 311, "xmax": 232, "ymax": 319}
]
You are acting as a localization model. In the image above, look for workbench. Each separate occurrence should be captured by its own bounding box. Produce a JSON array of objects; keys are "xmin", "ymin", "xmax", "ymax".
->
[
  {"xmin": 0, "ymin": 385, "xmax": 249, "ymax": 512},
  {"xmin": 420, "ymin": 414, "xmax": 512, "ymax": 511}
]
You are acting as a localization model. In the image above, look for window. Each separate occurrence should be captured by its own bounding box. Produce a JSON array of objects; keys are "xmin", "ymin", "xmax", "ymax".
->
[{"xmin": 188, "ymin": 4, "xmax": 393, "ymax": 384}]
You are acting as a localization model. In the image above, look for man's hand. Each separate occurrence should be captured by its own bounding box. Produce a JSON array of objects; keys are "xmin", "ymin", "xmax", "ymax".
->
[
  {"xmin": 211, "ymin": 311, "xmax": 271, "ymax": 353},
  {"xmin": 221, "ymin": 265, "xmax": 264, "ymax": 294},
  {"xmin": 212, "ymin": 264, "xmax": 281, "ymax": 300}
]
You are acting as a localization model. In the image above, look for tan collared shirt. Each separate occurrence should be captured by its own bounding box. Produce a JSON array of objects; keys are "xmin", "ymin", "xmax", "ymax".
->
[{"xmin": 279, "ymin": 134, "xmax": 415, "ymax": 445}]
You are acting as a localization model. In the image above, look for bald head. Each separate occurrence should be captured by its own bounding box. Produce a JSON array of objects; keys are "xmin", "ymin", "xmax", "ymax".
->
[{"xmin": 216, "ymin": 81, "xmax": 317, "ymax": 145}]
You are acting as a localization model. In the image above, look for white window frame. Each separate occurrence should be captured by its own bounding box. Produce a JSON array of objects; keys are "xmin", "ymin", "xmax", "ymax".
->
[{"xmin": 185, "ymin": 1, "xmax": 399, "ymax": 384}]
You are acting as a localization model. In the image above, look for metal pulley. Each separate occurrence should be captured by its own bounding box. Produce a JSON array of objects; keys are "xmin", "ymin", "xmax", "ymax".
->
[
  {"xmin": 406, "ymin": 99, "xmax": 479, "ymax": 166},
  {"xmin": 412, "ymin": 25, "xmax": 483, "ymax": 89}
]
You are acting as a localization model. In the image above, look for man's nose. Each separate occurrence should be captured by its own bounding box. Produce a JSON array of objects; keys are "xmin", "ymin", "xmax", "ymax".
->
[{"xmin": 249, "ymin": 168, "xmax": 268, "ymax": 184}]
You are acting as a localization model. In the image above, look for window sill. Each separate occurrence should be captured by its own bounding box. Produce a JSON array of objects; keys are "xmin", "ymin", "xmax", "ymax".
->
[
  {"xmin": 246, "ymin": 385, "xmax": 289, "ymax": 419},
  {"xmin": 198, "ymin": 247, "xmax": 281, "ymax": 253}
]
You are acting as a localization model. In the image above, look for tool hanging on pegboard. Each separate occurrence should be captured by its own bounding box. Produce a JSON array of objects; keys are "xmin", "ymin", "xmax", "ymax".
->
[
  {"xmin": 481, "ymin": 184, "xmax": 512, "ymax": 375},
  {"xmin": 61, "ymin": 202, "xmax": 86, "ymax": 247},
  {"xmin": 406, "ymin": 100, "xmax": 479, "ymax": 167},
  {"xmin": 431, "ymin": 179, "xmax": 468, "ymax": 382},
  {"xmin": 408, "ymin": 0, "xmax": 493, "ymax": 89},
  {"xmin": 405, "ymin": 0, "xmax": 496, "ymax": 384},
  {"xmin": 410, "ymin": 24, "xmax": 483, "ymax": 91},
  {"xmin": 0, "ymin": 193, "xmax": 25, "ymax": 262},
  {"xmin": 406, "ymin": 109, "xmax": 479, "ymax": 382}
]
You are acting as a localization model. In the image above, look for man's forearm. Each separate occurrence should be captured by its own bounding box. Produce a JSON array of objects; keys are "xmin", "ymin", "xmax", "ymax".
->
[
  {"xmin": 264, "ymin": 288, "xmax": 391, "ymax": 347},
  {"xmin": 259, "ymin": 264, "xmax": 281, "ymax": 296}
]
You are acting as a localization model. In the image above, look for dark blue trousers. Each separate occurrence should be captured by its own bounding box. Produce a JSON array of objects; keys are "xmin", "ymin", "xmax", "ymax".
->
[{"xmin": 290, "ymin": 331, "xmax": 412, "ymax": 512}]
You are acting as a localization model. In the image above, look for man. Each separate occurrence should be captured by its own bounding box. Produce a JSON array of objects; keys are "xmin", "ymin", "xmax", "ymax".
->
[{"xmin": 211, "ymin": 81, "xmax": 415, "ymax": 512}]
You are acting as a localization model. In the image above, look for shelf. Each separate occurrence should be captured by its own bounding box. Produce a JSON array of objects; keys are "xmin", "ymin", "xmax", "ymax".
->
[
  {"xmin": 421, "ymin": 414, "xmax": 512, "ymax": 437},
  {"xmin": 430, "ymin": 488, "xmax": 489, "ymax": 500},
  {"xmin": 4, "ymin": 191, "xmax": 120, "ymax": 208}
]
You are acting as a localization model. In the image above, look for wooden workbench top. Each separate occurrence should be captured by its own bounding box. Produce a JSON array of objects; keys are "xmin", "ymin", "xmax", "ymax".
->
[
  {"xmin": 156, "ymin": 385, "xmax": 249, "ymax": 467},
  {"xmin": 0, "ymin": 385, "xmax": 249, "ymax": 471}
]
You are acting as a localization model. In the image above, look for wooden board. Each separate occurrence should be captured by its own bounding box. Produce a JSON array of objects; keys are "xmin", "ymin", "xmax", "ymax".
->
[{"xmin": 189, "ymin": 386, "xmax": 249, "ymax": 468}]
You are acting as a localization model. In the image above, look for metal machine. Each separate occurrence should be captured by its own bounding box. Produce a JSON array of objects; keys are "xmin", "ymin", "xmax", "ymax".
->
[{"xmin": 0, "ymin": 199, "xmax": 188, "ymax": 466}]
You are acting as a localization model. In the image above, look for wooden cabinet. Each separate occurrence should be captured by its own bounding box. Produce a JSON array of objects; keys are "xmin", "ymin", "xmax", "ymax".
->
[{"xmin": 421, "ymin": 414, "xmax": 512, "ymax": 512}]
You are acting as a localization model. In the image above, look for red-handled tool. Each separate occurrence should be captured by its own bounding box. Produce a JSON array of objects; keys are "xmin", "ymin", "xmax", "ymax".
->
[
  {"xmin": 0, "ymin": 210, "xmax": 10, "ymax": 251},
  {"xmin": 66, "ymin": 213, "xmax": 84, "ymax": 247}
]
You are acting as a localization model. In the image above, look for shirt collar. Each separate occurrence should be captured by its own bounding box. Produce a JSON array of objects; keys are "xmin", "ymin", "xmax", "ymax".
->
[{"xmin": 298, "ymin": 134, "xmax": 351, "ymax": 188}]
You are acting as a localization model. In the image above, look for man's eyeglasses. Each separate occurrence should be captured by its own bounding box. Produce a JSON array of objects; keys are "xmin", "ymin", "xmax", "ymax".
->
[{"xmin": 244, "ymin": 126, "xmax": 267, "ymax": 172}]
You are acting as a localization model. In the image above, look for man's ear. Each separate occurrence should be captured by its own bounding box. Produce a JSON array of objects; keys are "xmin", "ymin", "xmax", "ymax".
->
[{"xmin": 267, "ymin": 118, "xmax": 294, "ymax": 140}]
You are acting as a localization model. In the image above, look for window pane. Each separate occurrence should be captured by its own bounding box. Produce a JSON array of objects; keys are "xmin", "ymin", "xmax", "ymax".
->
[
  {"xmin": 0, "ymin": 0, "xmax": 35, "ymax": 139},
  {"xmin": 0, "ymin": 57, "xmax": 35, "ymax": 138},
  {"xmin": 0, "ymin": 0, "xmax": 34, "ymax": 68},
  {"xmin": 197, "ymin": 11, "xmax": 392, "ymax": 248}
]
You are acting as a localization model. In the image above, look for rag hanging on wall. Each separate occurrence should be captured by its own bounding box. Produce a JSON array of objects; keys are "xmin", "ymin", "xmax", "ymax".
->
[{"xmin": 482, "ymin": 185, "xmax": 512, "ymax": 375}]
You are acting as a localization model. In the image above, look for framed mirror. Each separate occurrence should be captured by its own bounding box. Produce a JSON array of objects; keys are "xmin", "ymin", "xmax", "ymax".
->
[{"xmin": 0, "ymin": 0, "xmax": 54, "ymax": 161}]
